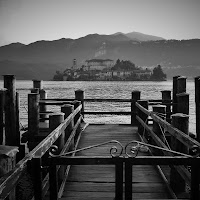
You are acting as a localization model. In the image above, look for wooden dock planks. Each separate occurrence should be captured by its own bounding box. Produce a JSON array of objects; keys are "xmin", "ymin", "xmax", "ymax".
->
[{"xmin": 60, "ymin": 124, "xmax": 173, "ymax": 200}]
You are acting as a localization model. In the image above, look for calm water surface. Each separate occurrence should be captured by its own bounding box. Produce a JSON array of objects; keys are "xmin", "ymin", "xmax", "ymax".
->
[{"xmin": 0, "ymin": 80, "xmax": 196, "ymax": 133}]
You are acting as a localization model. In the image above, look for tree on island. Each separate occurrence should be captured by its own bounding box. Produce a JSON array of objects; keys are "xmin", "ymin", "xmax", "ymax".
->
[
  {"xmin": 150, "ymin": 65, "xmax": 166, "ymax": 81},
  {"xmin": 53, "ymin": 70, "xmax": 63, "ymax": 81},
  {"xmin": 112, "ymin": 59, "xmax": 138, "ymax": 71}
]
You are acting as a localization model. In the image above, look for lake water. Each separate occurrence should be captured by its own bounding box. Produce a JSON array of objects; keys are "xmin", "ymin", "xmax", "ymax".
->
[{"xmin": 0, "ymin": 80, "xmax": 196, "ymax": 134}]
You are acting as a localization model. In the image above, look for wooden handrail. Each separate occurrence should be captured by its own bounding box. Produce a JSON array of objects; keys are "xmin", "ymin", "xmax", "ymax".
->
[
  {"xmin": 136, "ymin": 102, "xmax": 200, "ymax": 149},
  {"xmin": 39, "ymin": 100, "xmax": 74, "ymax": 105},
  {"xmin": 137, "ymin": 115, "xmax": 191, "ymax": 185},
  {"xmin": 40, "ymin": 98, "xmax": 171, "ymax": 103},
  {"xmin": 0, "ymin": 104, "xmax": 82, "ymax": 199},
  {"xmin": 33, "ymin": 104, "xmax": 82, "ymax": 158}
]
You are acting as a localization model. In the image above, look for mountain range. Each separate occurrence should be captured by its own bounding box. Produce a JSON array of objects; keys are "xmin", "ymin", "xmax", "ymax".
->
[{"xmin": 0, "ymin": 31, "xmax": 200, "ymax": 80}]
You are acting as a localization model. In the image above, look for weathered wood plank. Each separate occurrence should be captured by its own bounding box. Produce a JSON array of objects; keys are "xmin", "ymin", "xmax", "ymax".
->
[
  {"xmin": 62, "ymin": 191, "xmax": 170, "ymax": 199},
  {"xmin": 65, "ymin": 182, "xmax": 167, "ymax": 192}
]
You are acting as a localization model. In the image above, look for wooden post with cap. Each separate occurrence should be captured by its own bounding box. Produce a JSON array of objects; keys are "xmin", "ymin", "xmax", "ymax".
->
[
  {"xmin": 170, "ymin": 113, "xmax": 189, "ymax": 193},
  {"xmin": 28, "ymin": 93, "xmax": 40, "ymax": 150},
  {"xmin": 161, "ymin": 90, "xmax": 171, "ymax": 123},
  {"xmin": 172, "ymin": 76, "xmax": 180, "ymax": 114},
  {"xmin": 0, "ymin": 89, "xmax": 6, "ymax": 145},
  {"xmin": 131, "ymin": 91, "xmax": 141, "ymax": 126},
  {"xmin": 3, "ymin": 75, "xmax": 19, "ymax": 146},
  {"xmin": 75, "ymin": 90, "xmax": 84, "ymax": 118},
  {"xmin": 195, "ymin": 76, "xmax": 200, "ymax": 142}
]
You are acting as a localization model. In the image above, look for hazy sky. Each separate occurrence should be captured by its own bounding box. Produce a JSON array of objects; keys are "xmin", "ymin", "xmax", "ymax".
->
[{"xmin": 0, "ymin": 0, "xmax": 200, "ymax": 46}]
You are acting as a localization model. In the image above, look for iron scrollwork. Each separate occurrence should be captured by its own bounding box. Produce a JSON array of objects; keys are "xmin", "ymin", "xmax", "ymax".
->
[
  {"xmin": 49, "ymin": 140, "xmax": 198, "ymax": 158},
  {"xmin": 125, "ymin": 140, "xmax": 149, "ymax": 158},
  {"xmin": 49, "ymin": 140, "xmax": 124, "ymax": 158},
  {"xmin": 49, "ymin": 145, "xmax": 59, "ymax": 157}
]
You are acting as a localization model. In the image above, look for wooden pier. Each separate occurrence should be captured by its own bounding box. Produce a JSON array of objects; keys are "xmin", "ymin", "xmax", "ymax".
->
[
  {"xmin": 0, "ymin": 76, "xmax": 200, "ymax": 200},
  {"xmin": 57, "ymin": 124, "xmax": 172, "ymax": 200}
]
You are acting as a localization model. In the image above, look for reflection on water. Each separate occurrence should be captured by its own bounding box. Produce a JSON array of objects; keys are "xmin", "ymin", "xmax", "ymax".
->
[{"xmin": 0, "ymin": 80, "xmax": 196, "ymax": 133}]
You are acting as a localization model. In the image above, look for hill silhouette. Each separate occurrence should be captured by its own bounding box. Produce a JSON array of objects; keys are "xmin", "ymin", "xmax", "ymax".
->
[
  {"xmin": 114, "ymin": 31, "xmax": 165, "ymax": 41},
  {"xmin": 0, "ymin": 32, "xmax": 200, "ymax": 80}
]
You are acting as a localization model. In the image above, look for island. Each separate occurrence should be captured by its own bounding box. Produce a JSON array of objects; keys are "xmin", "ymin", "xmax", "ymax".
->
[{"xmin": 53, "ymin": 59, "xmax": 166, "ymax": 81}]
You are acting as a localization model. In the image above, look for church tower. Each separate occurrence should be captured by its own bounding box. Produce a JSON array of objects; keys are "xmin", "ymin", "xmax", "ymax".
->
[{"xmin": 71, "ymin": 59, "xmax": 77, "ymax": 70}]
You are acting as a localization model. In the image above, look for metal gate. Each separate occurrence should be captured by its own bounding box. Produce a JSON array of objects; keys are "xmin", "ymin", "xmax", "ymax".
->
[{"xmin": 47, "ymin": 140, "xmax": 200, "ymax": 200}]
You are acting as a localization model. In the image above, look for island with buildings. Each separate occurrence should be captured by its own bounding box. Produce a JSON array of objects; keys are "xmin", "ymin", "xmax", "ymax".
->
[{"xmin": 53, "ymin": 58, "xmax": 166, "ymax": 81}]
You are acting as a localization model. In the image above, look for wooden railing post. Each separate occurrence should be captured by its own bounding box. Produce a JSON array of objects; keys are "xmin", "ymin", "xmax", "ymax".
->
[
  {"xmin": 152, "ymin": 105, "xmax": 166, "ymax": 138},
  {"xmin": 172, "ymin": 76, "xmax": 180, "ymax": 114},
  {"xmin": 28, "ymin": 93, "xmax": 40, "ymax": 150},
  {"xmin": 16, "ymin": 92, "xmax": 25, "ymax": 161},
  {"xmin": 177, "ymin": 76, "xmax": 187, "ymax": 94},
  {"xmin": 116, "ymin": 160, "xmax": 123, "ymax": 200},
  {"xmin": 0, "ymin": 89, "xmax": 6, "ymax": 145},
  {"xmin": 190, "ymin": 162, "xmax": 200, "ymax": 200},
  {"xmin": 72, "ymin": 100, "xmax": 81, "ymax": 142},
  {"xmin": 3, "ymin": 75, "xmax": 18, "ymax": 146},
  {"xmin": 137, "ymin": 100, "xmax": 148, "ymax": 136},
  {"xmin": 131, "ymin": 91, "xmax": 141, "ymax": 126},
  {"xmin": 49, "ymin": 113, "xmax": 65, "ymax": 153},
  {"xmin": 195, "ymin": 77, "xmax": 200, "ymax": 142},
  {"xmin": 75, "ymin": 90, "xmax": 84, "ymax": 118},
  {"xmin": 61, "ymin": 105, "xmax": 74, "ymax": 149},
  {"xmin": 152, "ymin": 105, "xmax": 166, "ymax": 155},
  {"xmin": 32, "ymin": 157, "xmax": 43, "ymax": 200},
  {"xmin": 177, "ymin": 93, "xmax": 189, "ymax": 115},
  {"xmin": 49, "ymin": 113, "xmax": 65, "ymax": 185},
  {"xmin": 125, "ymin": 159, "xmax": 132, "ymax": 200},
  {"xmin": 49, "ymin": 161, "xmax": 58, "ymax": 200},
  {"xmin": 33, "ymin": 79, "xmax": 43, "ymax": 90},
  {"xmin": 31, "ymin": 88, "xmax": 39, "ymax": 94},
  {"xmin": 39, "ymin": 89, "xmax": 47, "ymax": 122},
  {"xmin": 161, "ymin": 90, "xmax": 171, "ymax": 123},
  {"xmin": 170, "ymin": 113, "xmax": 189, "ymax": 194}
]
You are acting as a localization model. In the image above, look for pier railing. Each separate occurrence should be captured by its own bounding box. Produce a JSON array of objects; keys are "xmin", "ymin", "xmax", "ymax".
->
[
  {"xmin": 0, "ymin": 103, "xmax": 83, "ymax": 199},
  {"xmin": 1, "ymin": 76, "xmax": 200, "ymax": 199},
  {"xmin": 135, "ymin": 100, "xmax": 200, "ymax": 197}
]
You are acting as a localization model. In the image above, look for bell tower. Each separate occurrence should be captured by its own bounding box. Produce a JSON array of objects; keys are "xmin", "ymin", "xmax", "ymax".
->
[{"xmin": 71, "ymin": 59, "xmax": 77, "ymax": 70}]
